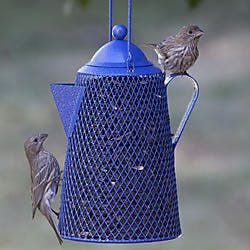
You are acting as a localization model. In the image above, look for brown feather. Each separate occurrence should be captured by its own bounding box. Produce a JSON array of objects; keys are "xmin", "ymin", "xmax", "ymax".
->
[
  {"xmin": 149, "ymin": 25, "xmax": 204, "ymax": 74},
  {"xmin": 24, "ymin": 133, "xmax": 63, "ymax": 244}
]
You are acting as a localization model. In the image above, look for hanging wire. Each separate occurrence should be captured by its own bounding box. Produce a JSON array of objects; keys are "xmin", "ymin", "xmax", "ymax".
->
[
  {"xmin": 108, "ymin": 0, "xmax": 113, "ymax": 41},
  {"xmin": 127, "ymin": 0, "xmax": 132, "ymax": 59},
  {"xmin": 127, "ymin": 0, "xmax": 134, "ymax": 71}
]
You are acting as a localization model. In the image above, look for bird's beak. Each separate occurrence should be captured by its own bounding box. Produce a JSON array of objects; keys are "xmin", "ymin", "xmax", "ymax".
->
[
  {"xmin": 196, "ymin": 29, "xmax": 204, "ymax": 38},
  {"xmin": 39, "ymin": 133, "xmax": 48, "ymax": 142}
]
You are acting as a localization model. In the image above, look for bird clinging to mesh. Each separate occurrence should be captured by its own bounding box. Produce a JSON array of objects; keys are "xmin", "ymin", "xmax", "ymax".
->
[
  {"xmin": 148, "ymin": 25, "xmax": 204, "ymax": 79},
  {"xmin": 24, "ymin": 133, "xmax": 63, "ymax": 245}
]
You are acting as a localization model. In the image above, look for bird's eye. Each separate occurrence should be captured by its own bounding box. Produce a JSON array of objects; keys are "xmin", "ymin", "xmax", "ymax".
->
[
  {"xmin": 188, "ymin": 30, "xmax": 193, "ymax": 34},
  {"xmin": 33, "ymin": 138, "xmax": 38, "ymax": 143}
]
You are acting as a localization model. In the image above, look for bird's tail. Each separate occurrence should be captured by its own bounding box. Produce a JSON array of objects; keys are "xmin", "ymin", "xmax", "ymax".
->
[
  {"xmin": 44, "ymin": 208, "xmax": 63, "ymax": 245},
  {"xmin": 32, "ymin": 207, "xmax": 37, "ymax": 219},
  {"xmin": 143, "ymin": 43, "xmax": 157, "ymax": 49}
]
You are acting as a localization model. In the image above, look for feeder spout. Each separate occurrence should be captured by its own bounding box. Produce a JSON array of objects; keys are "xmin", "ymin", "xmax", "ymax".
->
[{"xmin": 50, "ymin": 84, "xmax": 85, "ymax": 138}]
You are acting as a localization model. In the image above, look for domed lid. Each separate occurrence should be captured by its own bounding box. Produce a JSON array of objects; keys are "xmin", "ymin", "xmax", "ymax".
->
[{"xmin": 78, "ymin": 24, "xmax": 161, "ymax": 75}]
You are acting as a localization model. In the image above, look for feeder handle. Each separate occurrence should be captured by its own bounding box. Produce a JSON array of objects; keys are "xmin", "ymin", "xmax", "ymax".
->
[
  {"xmin": 108, "ymin": 0, "xmax": 134, "ymax": 71},
  {"xmin": 127, "ymin": 0, "xmax": 134, "ymax": 71},
  {"xmin": 165, "ymin": 74, "xmax": 199, "ymax": 150}
]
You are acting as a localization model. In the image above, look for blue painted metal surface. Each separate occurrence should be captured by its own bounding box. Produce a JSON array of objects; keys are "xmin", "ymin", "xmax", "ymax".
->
[
  {"xmin": 50, "ymin": 84, "xmax": 85, "ymax": 138},
  {"xmin": 78, "ymin": 24, "xmax": 159, "ymax": 75},
  {"xmin": 50, "ymin": 0, "xmax": 199, "ymax": 244},
  {"xmin": 165, "ymin": 73, "xmax": 200, "ymax": 149}
]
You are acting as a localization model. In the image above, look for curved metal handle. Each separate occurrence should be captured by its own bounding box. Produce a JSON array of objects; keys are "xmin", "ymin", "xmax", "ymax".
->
[{"xmin": 165, "ymin": 73, "xmax": 200, "ymax": 150}]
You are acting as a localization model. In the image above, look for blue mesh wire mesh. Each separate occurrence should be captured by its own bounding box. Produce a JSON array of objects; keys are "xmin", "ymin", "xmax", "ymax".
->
[{"xmin": 58, "ymin": 73, "xmax": 182, "ymax": 242}]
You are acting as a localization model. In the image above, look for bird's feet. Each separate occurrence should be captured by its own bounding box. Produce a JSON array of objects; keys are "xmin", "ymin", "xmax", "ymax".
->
[
  {"xmin": 169, "ymin": 71, "xmax": 190, "ymax": 78},
  {"xmin": 52, "ymin": 208, "xmax": 59, "ymax": 219}
]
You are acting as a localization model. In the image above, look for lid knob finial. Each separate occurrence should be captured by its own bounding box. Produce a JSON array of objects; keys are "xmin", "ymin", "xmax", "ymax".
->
[{"xmin": 112, "ymin": 24, "xmax": 127, "ymax": 40}]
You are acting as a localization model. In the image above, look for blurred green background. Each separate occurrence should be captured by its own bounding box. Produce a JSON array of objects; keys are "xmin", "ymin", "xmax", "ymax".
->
[{"xmin": 0, "ymin": 0, "xmax": 250, "ymax": 249}]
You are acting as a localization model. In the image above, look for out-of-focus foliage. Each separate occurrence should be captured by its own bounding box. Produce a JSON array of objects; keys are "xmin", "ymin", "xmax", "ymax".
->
[
  {"xmin": 186, "ymin": 0, "xmax": 203, "ymax": 9},
  {"xmin": 72, "ymin": 0, "xmax": 203, "ymax": 9},
  {"xmin": 75, "ymin": 0, "xmax": 90, "ymax": 7}
]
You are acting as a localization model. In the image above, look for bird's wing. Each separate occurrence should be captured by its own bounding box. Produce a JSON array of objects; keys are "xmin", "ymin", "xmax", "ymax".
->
[
  {"xmin": 156, "ymin": 36, "xmax": 177, "ymax": 58},
  {"xmin": 32, "ymin": 152, "xmax": 60, "ymax": 217},
  {"xmin": 48, "ymin": 154, "xmax": 61, "ymax": 194}
]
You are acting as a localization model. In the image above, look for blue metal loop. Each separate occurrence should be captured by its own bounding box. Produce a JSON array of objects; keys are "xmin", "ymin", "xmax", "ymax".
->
[
  {"xmin": 108, "ymin": 0, "xmax": 134, "ymax": 72},
  {"xmin": 165, "ymin": 73, "xmax": 200, "ymax": 150}
]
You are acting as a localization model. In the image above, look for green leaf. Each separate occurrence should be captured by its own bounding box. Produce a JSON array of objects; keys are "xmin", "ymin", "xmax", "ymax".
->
[{"xmin": 186, "ymin": 0, "xmax": 203, "ymax": 9}]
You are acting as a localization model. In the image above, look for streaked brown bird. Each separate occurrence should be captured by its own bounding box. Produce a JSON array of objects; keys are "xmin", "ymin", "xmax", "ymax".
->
[
  {"xmin": 148, "ymin": 25, "xmax": 204, "ymax": 76},
  {"xmin": 24, "ymin": 133, "xmax": 63, "ymax": 245}
]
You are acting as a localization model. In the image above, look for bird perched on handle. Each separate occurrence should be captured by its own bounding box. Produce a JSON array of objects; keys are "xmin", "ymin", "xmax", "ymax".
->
[
  {"xmin": 147, "ymin": 25, "xmax": 204, "ymax": 78},
  {"xmin": 24, "ymin": 133, "xmax": 63, "ymax": 245}
]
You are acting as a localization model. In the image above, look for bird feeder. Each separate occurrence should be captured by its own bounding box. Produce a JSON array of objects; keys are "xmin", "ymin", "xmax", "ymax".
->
[{"xmin": 50, "ymin": 0, "xmax": 199, "ymax": 243}]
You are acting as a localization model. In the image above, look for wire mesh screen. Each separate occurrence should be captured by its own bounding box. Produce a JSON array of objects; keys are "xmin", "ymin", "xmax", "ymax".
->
[{"xmin": 58, "ymin": 73, "xmax": 181, "ymax": 243}]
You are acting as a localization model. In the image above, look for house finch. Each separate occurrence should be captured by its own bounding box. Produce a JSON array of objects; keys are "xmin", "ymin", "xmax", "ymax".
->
[
  {"xmin": 24, "ymin": 133, "xmax": 63, "ymax": 245},
  {"xmin": 148, "ymin": 25, "xmax": 204, "ymax": 76}
]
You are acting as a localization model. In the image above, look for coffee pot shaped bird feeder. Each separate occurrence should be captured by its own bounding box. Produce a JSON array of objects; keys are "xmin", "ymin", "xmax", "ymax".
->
[{"xmin": 50, "ymin": 0, "xmax": 199, "ymax": 243}]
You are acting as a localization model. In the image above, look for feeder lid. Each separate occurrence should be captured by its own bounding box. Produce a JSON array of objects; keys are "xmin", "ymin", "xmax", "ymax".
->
[{"xmin": 78, "ymin": 24, "xmax": 161, "ymax": 75}]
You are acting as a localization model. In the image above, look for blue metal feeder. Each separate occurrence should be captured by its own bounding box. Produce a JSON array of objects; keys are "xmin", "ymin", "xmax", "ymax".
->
[{"xmin": 50, "ymin": 0, "xmax": 199, "ymax": 243}]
